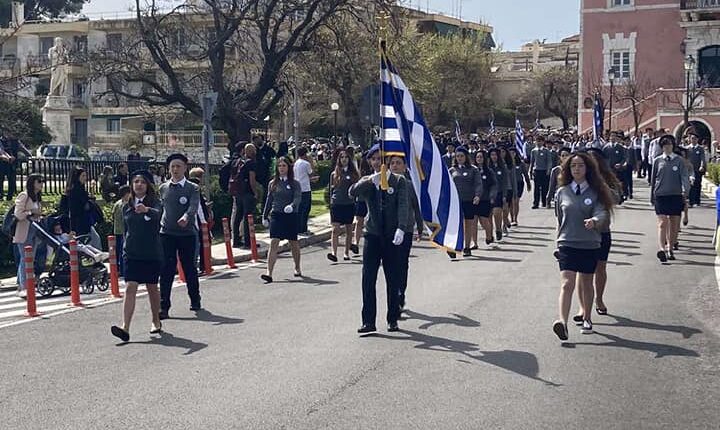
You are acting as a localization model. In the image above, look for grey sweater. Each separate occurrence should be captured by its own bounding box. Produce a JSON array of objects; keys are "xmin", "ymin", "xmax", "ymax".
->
[
  {"xmin": 158, "ymin": 179, "xmax": 200, "ymax": 236},
  {"xmin": 490, "ymin": 163, "xmax": 511, "ymax": 193},
  {"xmin": 449, "ymin": 165, "xmax": 483, "ymax": 202},
  {"xmin": 329, "ymin": 170, "xmax": 356, "ymax": 206},
  {"xmin": 687, "ymin": 145, "xmax": 707, "ymax": 172},
  {"xmin": 478, "ymin": 167, "xmax": 497, "ymax": 201},
  {"xmin": 555, "ymin": 185, "xmax": 609, "ymax": 249},
  {"xmin": 123, "ymin": 199, "xmax": 163, "ymax": 261},
  {"xmin": 349, "ymin": 173, "xmax": 409, "ymax": 237},
  {"xmin": 650, "ymin": 154, "xmax": 690, "ymax": 202},
  {"xmin": 547, "ymin": 165, "xmax": 562, "ymax": 204},
  {"xmin": 263, "ymin": 178, "xmax": 302, "ymax": 217},
  {"xmin": 531, "ymin": 147, "xmax": 553, "ymax": 171}
]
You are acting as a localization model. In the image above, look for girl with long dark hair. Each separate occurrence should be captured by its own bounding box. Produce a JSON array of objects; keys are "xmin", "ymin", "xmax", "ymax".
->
[
  {"xmin": 328, "ymin": 148, "xmax": 360, "ymax": 262},
  {"xmin": 552, "ymin": 152, "xmax": 614, "ymax": 340},
  {"xmin": 65, "ymin": 166, "xmax": 92, "ymax": 237},
  {"xmin": 500, "ymin": 147, "xmax": 515, "ymax": 234},
  {"xmin": 508, "ymin": 147, "xmax": 531, "ymax": 226},
  {"xmin": 450, "ymin": 146, "xmax": 482, "ymax": 256},
  {"xmin": 488, "ymin": 148, "xmax": 509, "ymax": 242},
  {"xmin": 474, "ymin": 151, "xmax": 498, "ymax": 249},
  {"xmin": 13, "ymin": 173, "xmax": 44, "ymax": 298}
]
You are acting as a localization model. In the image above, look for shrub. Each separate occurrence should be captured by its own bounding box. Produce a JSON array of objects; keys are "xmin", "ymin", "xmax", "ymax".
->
[
  {"xmin": 313, "ymin": 160, "xmax": 332, "ymax": 190},
  {"xmin": 707, "ymin": 163, "xmax": 720, "ymax": 185}
]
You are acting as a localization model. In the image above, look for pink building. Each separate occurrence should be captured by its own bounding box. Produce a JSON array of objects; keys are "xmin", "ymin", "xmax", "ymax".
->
[{"xmin": 579, "ymin": 0, "xmax": 720, "ymax": 144}]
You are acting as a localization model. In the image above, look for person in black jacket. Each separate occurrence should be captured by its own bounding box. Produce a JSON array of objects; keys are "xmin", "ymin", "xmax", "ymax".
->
[
  {"xmin": 0, "ymin": 133, "xmax": 32, "ymax": 200},
  {"xmin": 65, "ymin": 166, "xmax": 92, "ymax": 237},
  {"xmin": 111, "ymin": 170, "xmax": 163, "ymax": 342}
]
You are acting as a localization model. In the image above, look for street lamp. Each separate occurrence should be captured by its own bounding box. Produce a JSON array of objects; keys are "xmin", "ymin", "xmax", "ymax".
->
[
  {"xmin": 607, "ymin": 67, "xmax": 616, "ymax": 134},
  {"xmin": 331, "ymin": 102, "xmax": 340, "ymax": 139},
  {"xmin": 263, "ymin": 115, "xmax": 270, "ymax": 141},
  {"xmin": 684, "ymin": 54, "xmax": 696, "ymax": 128}
]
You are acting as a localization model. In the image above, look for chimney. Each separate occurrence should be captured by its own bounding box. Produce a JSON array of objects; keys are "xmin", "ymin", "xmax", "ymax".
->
[{"xmin": 11, "ymin": 2, "xmax": 24, "ymax": 28}]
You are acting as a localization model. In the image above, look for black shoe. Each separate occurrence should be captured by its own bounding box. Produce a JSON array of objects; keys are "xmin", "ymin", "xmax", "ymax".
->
[
  {"xmin": 343, "ymin": 255, "xmax": 351, "ymax": 261},
  {"xmin": 552, "ymin": 320, "xmax": 568, "ymax": 341},
  {"xmin": 667, "ymin": 250, "xmax": 676, "ymax": 260},
  {"xmin": 261, "ymin": 274, "xmax": 273, "ymax": 283},
  {"xmin": 111, "ymin": 325, "xmax": 130, "ymax": 342},
  {"xmin": 629, "ymin": 194, "xmax": 633, "ymax": 200},
  {"xmin": 553, "ymin": 249, "xmax": 560, "ymax": 260},
  {"xmin": 463, "ymin": 248, "xmax": 471, "ymax": 257},
  {"xmin": 350, "ymin": 244, "xmax": 360, "ymax": 255},
  {"xmin": 190, "ymin": 303, "xmax": 202, "ymax": 311},
  {"xmin": 387, "ymin": 322, "xmax": 399, "ymax": 332},
  {"xmin": 496, "ymin": 230, "xmax": 502, "ymax": 241},
  {"xmin": 531, "ymin": 205, "xmax": 539, "ymax": 209},
  {"xmin": 673, "ymin": 242, "xmax": 679, "ymax": 251},
  {"xmin": 657, "ymin": 250, "xmax": 667, "ymax": 263},
  {"xmin": 470, "ymin": 245, "xmax": 479, "ymax": 250},
  {"xmin": 159, "ymin": 311, "xmax": 169, "ymax": 320},
  {"xmin": 447, "ymin": 251, "xmax": 457, "ymax": 259},
  {"xmin": 572, "ymin": 314, "xmax": 584, "ymax": 325},
  {"xmin": 357, "ymin": 324, "xmax": 377, "ymax": 334},
  {"xmin": 327, "ymin": 253, "xmax": 338, "ymax": 262}
]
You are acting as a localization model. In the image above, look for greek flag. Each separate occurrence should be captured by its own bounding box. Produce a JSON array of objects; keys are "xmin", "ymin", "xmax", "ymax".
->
[
  {"xmin": 515, "ymin": 118, "xmax": 526, "ymax": 159},
  {"xmin": 380, "ymin": 48, "xmax": 464, "ymax": 253},
  {"xmin": 454, "ymin": 119, "xmax": 462, "ymax": 142},
  {"xmin": 593, "ymin": 93, "xmax": 604, "ymax": 143},
  {"xmin": 489, "ymin": 115, "xmax": 496, "ymax": 134}
]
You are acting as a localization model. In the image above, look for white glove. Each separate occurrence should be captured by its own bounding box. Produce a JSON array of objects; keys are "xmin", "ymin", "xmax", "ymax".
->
[
  {"xmin": 392, "ymin": 228, "xmax": 404, "ymax": 246},
  {"xmin": 283, "ymin": 204, "xmax": 294, "ymax": 214},
  {"xmin": 262, "ymin": 218, "xmax": 269, "ymax": 228},
  {"xmin": 371, "ymin": 172, "xmax": 381, "ymax": 187}
]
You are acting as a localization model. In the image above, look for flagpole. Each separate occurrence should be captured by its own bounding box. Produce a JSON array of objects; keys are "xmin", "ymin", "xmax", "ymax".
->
[{"xmin": 377, "ymin": 10, "xmax": 390, "ymax": 191}]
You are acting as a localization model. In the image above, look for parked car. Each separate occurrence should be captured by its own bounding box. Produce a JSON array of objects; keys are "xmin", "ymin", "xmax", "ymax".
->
[{"xmin": 36, "ymin": 144, "xmax": 89, "ymax": 161}]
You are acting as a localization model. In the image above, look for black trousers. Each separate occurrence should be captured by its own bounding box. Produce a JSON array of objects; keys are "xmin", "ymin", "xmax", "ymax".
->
[
  {"xmin": 231, "ymin": 194, "xmax": 256, "ymax": 247},
  {"xmin": 361, "ymin": 234, "xmax": 401, "ymax": 326},
  {"xmin": 397, "ymin": 232, "xmax": 413, "ymax": 309},
  {"xmin": 690, "ymin": 170, "xmax": 703, "ymax": 205},
  {"xmin": 0, "ymin": 161, "xmax": 17, "ymax": 200},
  {"xmin": 159, "ymin": 234, "xmax": 200, "ymax": 312},
  {"xmin": 298, "ymin": 191, "xmax": 312, "ymax": 233},
  {"xmin": 533, "ymin": 170, "xmax": 549, "ymax": 207},
  {"xmin": 640, "ymin": 158, "xmax": 650, "ymax": 178},
  {"xmin": 624, "ymin": 168, "xmax": 634, "ymax": 197}
]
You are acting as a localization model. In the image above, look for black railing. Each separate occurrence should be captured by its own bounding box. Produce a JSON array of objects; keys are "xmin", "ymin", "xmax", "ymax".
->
[
  {"xmin": 682, "ymin": 0, "xmax": 720, "ymax": 9},
  {"xmin": 10, "ymin": 158, "xmax": 221, "ymax": 197}
]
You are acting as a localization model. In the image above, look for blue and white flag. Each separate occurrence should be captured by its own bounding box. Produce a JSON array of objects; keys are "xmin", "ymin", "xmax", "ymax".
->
[
  {"xmin": 489, "ymin": 115, "xmax": 496, "ymax": 134},
  {"xmin": 380, "ymin": 49, "xmax": 464, "ymax": 253},
  {"xmin": 454, "ymin": 119, "xmax": 462, "ymax": 142},
  {"xmin": 532, "ymin": 113, "xmax": 540, "ymax": 133},
  {"xmin": 593, "ymin": 93, "xmax": 604, "ymax": 144},
  {"xmin": 515, "ymin": 118, "xmax": 526, "ymax": 160}
]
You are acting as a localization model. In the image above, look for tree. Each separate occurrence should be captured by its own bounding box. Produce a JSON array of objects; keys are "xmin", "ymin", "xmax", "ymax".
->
[
  {"xmin": 516, "ymin": 66, "xmax": 578, "ymax": 130},
  {"xmin": 86, "ymin": 0, "xmax": 389, "ymax": 149},
  {"xmin": 0, "ymin": 0, "xmax": 88, "ymax": 26},
  {"xmin": 618, "ymin": 73, "xmax": 656, "ymax": 134},
  {"xmin": 0, "ymin": 97, "xmax": 51, "ymax": 147}
]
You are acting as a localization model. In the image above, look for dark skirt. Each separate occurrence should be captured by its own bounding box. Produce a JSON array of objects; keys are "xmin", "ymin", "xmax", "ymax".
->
[
  {"xmin": 492, "ymin": 192, "xmax": 504, "ymax": 209},
  {"xmin": 461, "ymin": 201, "xmax": 476, "ymax": 220},
  {"xmin": 354, "ymin": 201, "xmax": 368, "ymax": 217},
  {"xmin": 331, "ymin": 204, "xmax": 355, "ymax": 225},
  {"xmin": 557, "ymin": 246, "xmax": 599, "ymax": 274},
  {"xmin": 270, "ymin": 211, "xmax": 298, "ymax": 241},
  {"xmin": 654, "ymin": 195, "xmax": 684, "ymax": 216},
  {"xmin": 598, "ymin": 232, "xmax": 612, "ymax": 262},
  {"xmin": 516, "ymin": 183, "xmax": 525, "ymax": 199},
  {"xmin": 124, "ymin": 258, "xmax": 161, "ymax": 284},
  {"xmin": 477, "ymin": 200, "xmax": 492, "ymax": 218}
]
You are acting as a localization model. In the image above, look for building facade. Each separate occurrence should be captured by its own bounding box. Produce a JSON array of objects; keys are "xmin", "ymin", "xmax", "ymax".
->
[{"xmin": 579, "ymin": 0, "xmax": 720, "ymax": 144}]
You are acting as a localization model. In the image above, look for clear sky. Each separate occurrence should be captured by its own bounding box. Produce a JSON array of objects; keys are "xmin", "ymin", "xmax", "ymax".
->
[{"xmin": 81, "ymin": 0, "xmax": 581, "ymax": 51}]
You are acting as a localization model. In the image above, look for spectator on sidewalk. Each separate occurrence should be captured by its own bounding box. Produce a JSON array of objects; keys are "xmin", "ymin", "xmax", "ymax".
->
[
  {"xmin": 13, "ymin": 173, "xmax": 45, "ymax": 298},
  {"xmin": 294, "ymin": 146, "xmax": 317, "ymax": 235},
  {"xmin": 114, "ymin": 162, "xmax": 129, "ymax": 188},
  {"xmin": 112, "ymin": 185, "xmax": 131, "ymax": 278},
  {"xmin": 253, "ymin": 134, "xmax": 276, "ymax": 205},
  {"xmin": 99, "ymin": 165, "xmax": 116, "ymax": 203},
  {"xmin": 231, "ymin": 143, "xmax": 259, "ymax": 249},
  {"xmin": 0, "ymin": 132, "xmax": 32, "ymax": 201},
  {"xmin": 188, "ymin": 175, "xmax": 213, "ymax": 275},
  {"xmin": 65, "ymin": 166, "xmax": 93, "ymax": 238}
]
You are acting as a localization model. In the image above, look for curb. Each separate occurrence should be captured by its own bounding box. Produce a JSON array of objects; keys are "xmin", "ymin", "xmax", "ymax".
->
[
  {"xmin": 210, "ymin": 228, "xmax": 333, "ymax": 265},
  {"xmin": 702, "ymin": 177, "xmax": 718, "ymax": 199}
]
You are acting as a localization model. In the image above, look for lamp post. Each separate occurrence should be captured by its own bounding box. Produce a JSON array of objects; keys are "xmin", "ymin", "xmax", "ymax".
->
[
  {"xmin": 684, "ymin": 54, "xmax": 696, "ymax": 129},
  {"xmin": 607, "ymin": 67, "xmax": 616, "ymax": 134},
  {"xmin": 263, "ymin": 115, "xmax": 270, "ymax": 142},
  {"xmin": 331, "ymin": 102, "xmax": 340, "ymax": 140}
]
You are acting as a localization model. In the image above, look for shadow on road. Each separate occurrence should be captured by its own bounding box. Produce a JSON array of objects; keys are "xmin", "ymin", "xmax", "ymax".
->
[
  {"xmin": 274, "ymin": 276, "xmax": 340, "ymax": 286},
  {"xmin": 167, "ymin": 309, "xmax": 245, "ymax": 326},
  {"xmin": 610, "ymin": 250, "xmax": 643, "ymax": 257},
  {"xmin": 504, "ymin": 235, "xmax": 553, "ymax": 242},
  {"xmin": 488, "ymin": 248, "xmax": 534, "ymax": 254},
  {"xmin": 613, "ymin": 230, "xmax": 646, "ymax": 237},
  {"xmin": 515, "ymin": 225, "xmax": 555, "ymax": 231},
  {"xmin": 594, "ymin": 314, "xmax": 702, "ymax": 339},
  {"xmin": 607, "ymin": 260, "xmax": 633, "ymax": 266},
  {"xmin": 613, "ymin": 238, "xmax": 641, "ymax": 244},
  {"xmin": 673, "ymin": 259, "xmax": 716, "ymax": 267},
  {"xmin": 367, "ymin": 330, "xmax": 560, "ymax": 386},
  {"xmin": 117, "ymin": 332, "xmax": 208, "ymax": 356},
  {"xmin": 470, "ymin": 256, "xmax": 524, "ymax": 263},
  {"xmin": 566, "ymin": 331, "xmax": 699, "ymax": 359},
  {"xmin": 500, "ymin": 241, "xmax": 547, "ymax": 248},
  {"xmin": 400, "ymin": 310, "xmax": 480, "ymax": 330}
]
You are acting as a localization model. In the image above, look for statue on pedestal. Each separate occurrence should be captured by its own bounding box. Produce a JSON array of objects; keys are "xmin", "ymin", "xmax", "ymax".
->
[{"xmin": 48, "ymin": 37, "xmax": 67, "ymax": 97}]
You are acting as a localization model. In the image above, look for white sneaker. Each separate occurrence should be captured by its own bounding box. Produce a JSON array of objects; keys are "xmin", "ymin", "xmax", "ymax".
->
[
  {"xmin": 17, "ymin": 289, "xmax": 27, "ymax": 299},
  {"xmin": 581, "ymin": 320, "xmax": 593, "ymax": 334}
]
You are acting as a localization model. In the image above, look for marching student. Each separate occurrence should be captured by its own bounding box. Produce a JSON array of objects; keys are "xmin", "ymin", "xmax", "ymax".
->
[
  {"xmin": 327, "ymin": 148, "xmax": 360, "ymax": 262},
  {"xmin": 351, "ymin": 156, "xmax": 373, "ymax": 255},
  {"xmin": 500, "ymin": 147, "xmax": 515, "ymax": 235},
  {"xmin": 676, "ymin": 147, "xmax": 695, "ymax": 229},
  {"xmin": 111, "ymin": 170, "xmax": 163, "ymax": 342},
  {"xmin": 261, "ymin": 156, "xmax": 302, "ymax": 283},
  {"xmin": 157, "ymin": 153, "xmax": 202, "ymax": 320},
  {"xmin": 603, "ymin": 131, "xmax": 629, "ymax": 200},
  {"xmin": 650, "ymin": 135, "xmax": 690, "ymax": 263},
  {"xmin": 474, "ymin": 151, "xmax": 498, "ymax": 248},
  {"xmin": 508, "ymin": 147, "xmax": 531, "ymax": 226},
  {"xmin": 552, "ymin": 152, "xmax": 613, "ymax": 341},
  {"xmin": 388, "ymin": 154, "xmax": 424, "ymax": 313},
  {"xmin": 111, "ymin": 185, "xmax": 132, "ymax": 279},
  {"xmin": 530, "ymin": 135, "xmax": 553, "ymax": 209},
  {"xmin": 573, "ymin": 148, "xmax": 622, "ymax": 323},
  {"xmin": 488, "ymin": 147, "xmax": 509, "ymax": 242},
  {"xmin": 450, "ymin": 146, "xmax": 483, "ymax": 257},
  {"xmin": 349, "ymin": 145, "xmax": 409, "ymax": 334},
  {"xmin": 546, "ymin": 147, "xmax": 571, "ymax": 208},
  {"xmin": 686, "ymin": 129, "xmax": 707, "ymax": 207}
]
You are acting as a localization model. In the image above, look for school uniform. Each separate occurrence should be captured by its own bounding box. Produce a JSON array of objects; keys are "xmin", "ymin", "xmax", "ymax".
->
[
  {"xmin": 398, "ymin": 179, "xmax": 424, "ymax": 311},
  {"xmin": 598, "ymin": 189, "xmax": 622, "ymax": 262},
  {"xmin": 490, "ymin": 162, "xmax": 509, "ymax": 209},
  {"xmin": 449, "ymin": 164, "xmax": 483, "ymax": 220},
  {"xmin": 603, "ymin": 142, "xmax": 628, "ymax": 197},
  {"xmin": 506, "ymin": 163, "xmax": 518, "ymax": 201},
  {"xmin": 158, "ymin": 177, "xmax": 202, "ymax": 314},
  {"xmin": 477, "ymin": 166, "xmax": 497, "ymax": 218},
  {"xmin": 624, "ymin": 144, "xmax": 636, "ymax": 198},
  {"xmin": 263, "ymin": 177, "xmax": 302, "ymax": 241},
  {"xmin": 554, "ymin": 182, "xmax": 609, "ymax": 274},
  {"xmin": 329, "ymin": 170, "xmax": 356, "ymax": 225},
  {"xmin": 650, "ymin": 153, "xmax": 690, "ymax": 216},
  {"xmin": 546, "ymin": 165, "xmax": 562, "ymax": 208},
  {"xmin": 514, "ymin": 163, "xmax": 530, "ymax": 199},
  {"xmin": 123, "ymin": 198, "xmax": 163, "ymax": 284},
  {"xmin": 530, "ymin": 146, "xmax": 552, "ymax": 207},
  {"xmin": 349, "ymin": 172, "xmax": 409, "ymax": 329},
  {"xmin": 687, "ymin": 144, "xmax": 707, "ymax": 206}
]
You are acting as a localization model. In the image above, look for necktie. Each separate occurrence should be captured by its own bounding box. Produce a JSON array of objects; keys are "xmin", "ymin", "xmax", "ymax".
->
[
  {"xmin": 170, "ymin": 183, "xmax": 180, "ymax": 188},
  {"xmin": 665, "ymin": 156, "xmax": 670, "ymax": 162},
  {"xmin": 575, "ymin": 186, "xmax": 581, "ymax": 196}
]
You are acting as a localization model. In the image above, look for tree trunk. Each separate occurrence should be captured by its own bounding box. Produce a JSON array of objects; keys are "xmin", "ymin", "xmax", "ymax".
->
[{"xmin": 560, "ymin": 116, "xmax": 569, "ymax": 130}]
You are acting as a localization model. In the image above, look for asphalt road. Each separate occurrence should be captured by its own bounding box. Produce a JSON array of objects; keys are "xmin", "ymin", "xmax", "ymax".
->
[{"xmin": 1, "ymin": 180, "xmax": 719, "ymax": 430}]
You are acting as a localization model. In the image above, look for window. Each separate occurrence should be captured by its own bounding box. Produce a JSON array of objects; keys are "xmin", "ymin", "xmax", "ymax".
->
[
  {"xmin": 611, "ymin": 51, "xmax": 631, "ymax": 79},
  {"xmin": 107, "ymin": 118, "xmax": 121, "ymax": 133},
  {"xmin": 612, "ymin": 0, "xmax": 632, "ymax": 6},
  {"xmin": 40, "ymin": 37, "xmax": 54, "ymax": 55},
  {"xmin": 107, "ymin": 33, "xmax": 122, "ymax": 52},
  {"xmin": 74, "ymin": 36, "xmax": 87, "ymax": 54},
  {"xmin": 699, "ymin": 45, "xmax": 720, "ymax": 88}
]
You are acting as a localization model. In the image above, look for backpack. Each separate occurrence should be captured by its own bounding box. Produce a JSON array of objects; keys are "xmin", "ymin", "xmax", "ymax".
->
[
  {"xmin": 2, "ymin": 204, "xmax": 16, "ymax": 238},
  {"xmin": 227, "ymin": 158, "xmax": 245, "ymax": 196}
]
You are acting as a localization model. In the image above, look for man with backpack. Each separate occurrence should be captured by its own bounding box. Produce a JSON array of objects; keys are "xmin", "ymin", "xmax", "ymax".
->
[{"xmin": 221, "ymin": 142, "xmax": 259, "ymax": 248}]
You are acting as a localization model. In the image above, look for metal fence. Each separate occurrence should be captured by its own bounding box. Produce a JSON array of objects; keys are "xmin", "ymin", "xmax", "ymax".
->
[{"xmin": 11, "ymin": 158, "xmax": 221, "ymax": 196}]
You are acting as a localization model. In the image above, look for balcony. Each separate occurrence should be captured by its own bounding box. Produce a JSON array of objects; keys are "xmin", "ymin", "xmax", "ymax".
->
[
  {"xmin": 681, "ymin": 0, "xmax": 720, "ymax": 9},
  {"xmin": 681, "ymin": 0, "xmax": 720, "ymax": 22},
  {"xmin": 92, "ymin": 130, "xmax": 229, "ymax": 149},
  {"xmin": 25, "ymin": 55, "xmax": 50, "ymax": 73}
]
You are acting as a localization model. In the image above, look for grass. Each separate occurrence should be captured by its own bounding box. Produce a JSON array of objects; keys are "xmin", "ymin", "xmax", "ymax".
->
[{"xmin": 309, "ymin": 188, "xmax": 330, "ymax": 219}]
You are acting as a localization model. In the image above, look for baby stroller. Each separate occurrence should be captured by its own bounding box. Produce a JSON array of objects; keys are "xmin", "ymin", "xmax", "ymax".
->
[{"xmin": 32, "ymin": 215, "xmax": 109, "ymax": 298}]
